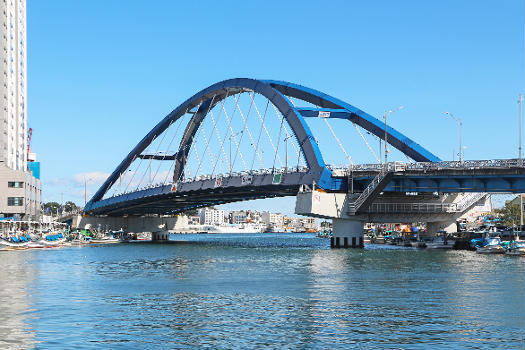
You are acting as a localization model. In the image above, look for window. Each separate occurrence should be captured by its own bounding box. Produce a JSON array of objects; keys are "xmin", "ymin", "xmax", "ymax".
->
[
  {"xmin": 8, "ymin": 181, "xmax": 23, "ymax": 188},
  {"xmin": 7, "ymin": 196, "xmax": 23, "ymax": 206}
]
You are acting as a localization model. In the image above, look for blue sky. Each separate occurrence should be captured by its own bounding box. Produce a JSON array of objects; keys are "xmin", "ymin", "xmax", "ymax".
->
[{"xmin": 28, "ymin": 1, "xmax": 524, "ymax": 212}]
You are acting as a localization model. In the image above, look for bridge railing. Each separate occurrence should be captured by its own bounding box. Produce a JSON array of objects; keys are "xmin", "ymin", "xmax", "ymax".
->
[
  {"xmin": 179, "ymin": 166, "xmax": 309, "ymax": 183},
  {"xmin": 455, "ymin": 192, "xmax": 486, "ymax": 211},
  {"xmin": 367, "ymin": 202, "xmax": 459, "ymax": 213},
  {"xmin": 103, "ymin": 167, "xmax": 312, "ymax": 201},
  {"xmin": 329, "ymin": 158, "xmax": 524, "ymax": 175}
]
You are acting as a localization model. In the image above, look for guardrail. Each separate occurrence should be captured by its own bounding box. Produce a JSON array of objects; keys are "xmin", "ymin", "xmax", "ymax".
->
[
  {"xmin": 103, "ymin": 167, "xmax": 311, "ymax": 201},
  {"xmin": 366, "ymin": 193, "xmax": 486, "ymax": 214},
  {"xmin": 55, "ymin": 209, "xmax": 83, "ymax": 221},
  {"xmin": 349, "ymin": 170, "xmax": 390, "ymax": 214},
  {"xmin": 328, "ymin": 158, "xmax": 524, "ymax": 174},
  {"xmin": 179, "ymin": 166, "xmax": 309, "ymax": 183},
  {"xmin": 455, "ymin": 192, "xmax": 486, "ymax": 211},
  {"xmin": 367, "ymin": 202, "xmax": 459, "ymax": 213}
]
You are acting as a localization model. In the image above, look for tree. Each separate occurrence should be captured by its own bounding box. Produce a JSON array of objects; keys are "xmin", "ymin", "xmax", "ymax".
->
[
  {"xmin": 494, "ymin": 202, "xmax": 520, "ymax": 227},
  {"xmin": 43, "ymin": 202, "xmax": 60, "ymax": 215},
  {"xmin": 64, "ymin": 201, "xmax": 79, "ymax": 212}
]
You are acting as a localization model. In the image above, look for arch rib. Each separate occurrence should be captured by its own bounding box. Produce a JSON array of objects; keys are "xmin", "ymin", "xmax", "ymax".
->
[
  {"xmin": 263, "ymin": 80, "xmax": 441, "ymax": 163},
  {"xmin": 86, "ymin": 78, "xmax": 328, "ymax": 210}
]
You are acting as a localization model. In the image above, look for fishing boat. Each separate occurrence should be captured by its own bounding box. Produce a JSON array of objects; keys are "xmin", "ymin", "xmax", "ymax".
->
[
  {"xmin": 371, "ymin": 234, "xmax": 385, "ymax": 244},
  {"xmin": 90, "ymin": 234, "xmax": 120, "ymax": 244},
  {"xmin": 0, "ymin": 236, "xmax": 30, "ymax": 250},
  {"xmin": 505, "ymin": 240, "xmax": 525, "ymax": 256},
  {"xmin": 316, "ymin": 230, "xmax": 331, "ymax": 238},
  {"xmin": 426, "ymin": 233, "xmax": 455, "ymax": 249},
  {"xmin": 476, "ymin": 237, "xmax": 505, "ymax": 254}
]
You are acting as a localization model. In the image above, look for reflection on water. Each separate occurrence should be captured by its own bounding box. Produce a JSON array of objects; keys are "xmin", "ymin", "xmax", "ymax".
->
[
  {"xmin": 0, "ymin": 233, "xmax": 523, "ymax": 350},
  {"xmin": 0, "ymin": 252, "xmax": 36, "ymax": 350}
]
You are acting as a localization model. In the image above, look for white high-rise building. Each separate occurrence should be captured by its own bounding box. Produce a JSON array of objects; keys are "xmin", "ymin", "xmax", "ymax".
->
[
  {"xmin": 0, "ymin": 1, "xmax": 40, "ymax": 220},
  {"xmin": 0, "ymin": 0, "xmax": 27, "ymax": 171}
]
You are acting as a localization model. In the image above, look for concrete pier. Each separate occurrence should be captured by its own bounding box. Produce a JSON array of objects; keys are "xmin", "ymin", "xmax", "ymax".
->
[
  {"xmin": 426, "ymin": 221, "xmax": 457, "ymax": 235},
  {"xmin": 331, "ymin": 219, "xmax": 364, "ymax": 248},
  {"xmin": 296, "ymin": 188, "xmax": 490, "ymax": 249},
  {"xmin": 152, "ymin": 231, "xmax": 170, "ymax": 241}
]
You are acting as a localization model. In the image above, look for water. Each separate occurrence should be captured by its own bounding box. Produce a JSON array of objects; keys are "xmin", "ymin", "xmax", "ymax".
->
[{"xmin": 0, "ymin": 233, "xmax": 523, "ymax": 350}]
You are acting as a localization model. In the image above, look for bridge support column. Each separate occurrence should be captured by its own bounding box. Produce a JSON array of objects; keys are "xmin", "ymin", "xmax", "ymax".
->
[
  {"xmin": 426, "ymin": 221, "xmax": 456, "ymax": 235},
  {"xmin": 331, "ymin": 219, "xmax": 364, "ymax": 248},
  {"xmin": 152, "ymin": 231, "xmax": 170, "ymax": 242}
]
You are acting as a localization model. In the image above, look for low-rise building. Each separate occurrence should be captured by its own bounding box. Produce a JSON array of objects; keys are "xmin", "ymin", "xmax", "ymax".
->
[
  {"xmin": 0, "ymin": 163, "xmax": 41, "ymax": 220},
  {"xmin": 262, "ymin": 211, "xmax": 284, "ymax": 228},
  {"xmin": 188, "ymin": 216, "xmax": 200, "ymax": 225},
  {"xmin": 230, "ymin": 210, "xmax": 248, "ymax": 224}
]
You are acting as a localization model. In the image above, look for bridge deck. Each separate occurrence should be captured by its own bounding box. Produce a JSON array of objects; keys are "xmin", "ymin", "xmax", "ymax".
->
[{"xmin": 85, "ymin": 160, "xmax": 525, "ymax": 216}]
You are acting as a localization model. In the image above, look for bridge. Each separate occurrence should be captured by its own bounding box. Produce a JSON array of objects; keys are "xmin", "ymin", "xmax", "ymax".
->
[{"xmin": 82, "ymin": 78, "xmax": 525, "ymax": 247}]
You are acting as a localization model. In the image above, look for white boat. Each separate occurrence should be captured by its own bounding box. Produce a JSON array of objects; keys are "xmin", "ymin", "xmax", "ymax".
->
[
  {"xmin": 0, "ymin": 238, "xmax": 29, "ymax": 250},
  {"xmin": 90, "ymin": 235, "xmax": 121, "ymax": 244},
  {"xmin": 205, "ymin": 223, "xmax": 265, "ymax": 234}
]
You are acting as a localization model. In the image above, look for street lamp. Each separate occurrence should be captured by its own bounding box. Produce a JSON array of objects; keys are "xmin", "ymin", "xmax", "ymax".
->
[
  {"xmin": 384, "ymin": 106, "xmax": 404, "ymax": 167},
  {"xmin": 284, "ymin": 135, "xmax": 292, "ymax": 172},
  {"xmin": 518, "ymin": 93, "xmax": 523, "ymax": 167},
  {"xmin": 519, "ymin": 93, "xmax": 524, "ymax": 229},
  {"xmin": 229, "ymin": 130, "xmax": 243, "ymax": 175},
  {"xmin": 84, "ymin": 176, "xmax": 94, "ymax": 207},
  {"xmin": 445, "ymin": 112, "xmax": 463, "ymax": 164}
]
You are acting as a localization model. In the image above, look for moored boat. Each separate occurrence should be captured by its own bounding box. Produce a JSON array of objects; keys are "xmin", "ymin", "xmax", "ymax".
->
[
  {"xmin": 505, "ymin": 240, "xmax": 525, "ymax": 256},
  {"xmin": 476, "ymin": 237, "xmax": 505, "ymax": 254},
  {"xmin": 426, "ymin": 234, "xmax": 455, "ymax": 249},
  {"xmin": 90, "ymin": 236, "xmax": 120, "ymax": 244}
]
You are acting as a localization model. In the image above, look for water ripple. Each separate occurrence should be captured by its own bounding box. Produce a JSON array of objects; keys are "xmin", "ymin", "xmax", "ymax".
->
[{"xmin": 0, "ymin": 233, "xmax": 522, "ymax": 349}]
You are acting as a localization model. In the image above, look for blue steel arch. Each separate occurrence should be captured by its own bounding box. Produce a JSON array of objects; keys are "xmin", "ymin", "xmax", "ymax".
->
[
  {"xmin": 170, "ymin": 79, "xmax": 327, "ymax": 183},
  {"xmin": 87, "ymin": 78, "xmax": 328, "ymax": 208},
  {"xmin": 85, "ymin": 78, "xmax": 441, "ymax": 211},
  {"xmin": 264, "ymin": 80, "xmax": 442, "ymax": 163}
]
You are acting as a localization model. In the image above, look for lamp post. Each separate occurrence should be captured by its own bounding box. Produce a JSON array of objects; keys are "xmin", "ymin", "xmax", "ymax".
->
[
  {"xmin": 519, "ymin": 93, "xmax": 523, "ymax": 167},
  {"xmin": 84, "ymin": 176, "xmax": 94, "ymax": 207},
  {"xmin": 445, "ymin": 112, "xmax": 463, "ymax": 164},
  {"xmin": 384, "ymin": 106, "xmax": 404, "ymax": 168},
  {"xmin": 229, "ymin": 131, "xmax": 243, "ymax": 175},
  {"xmin": 284, "ymin": 135, "xmax": 292, "ymax": 172},
  {"xmin": 519, "ymin": 93, "xmax": 524, "ymax": 229}
]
